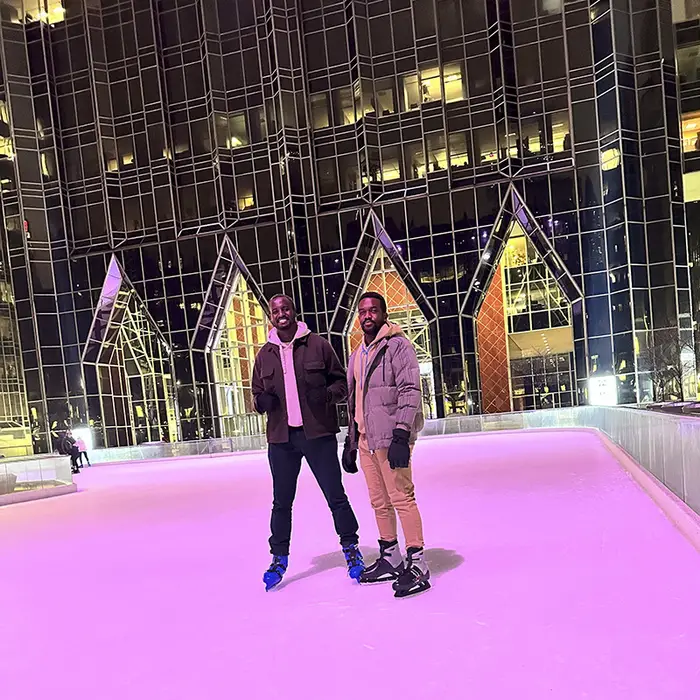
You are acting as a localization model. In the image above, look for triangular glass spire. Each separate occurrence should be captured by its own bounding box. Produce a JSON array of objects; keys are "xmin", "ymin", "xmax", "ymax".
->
[
  {"xmin": 191, "ymin": 235, "xmax": 266, "ymax": 353},
  {"xmin": 82, "ymin": 256, "xmax": 178, "ymax": 446},
  {"xmin": 330, "ymin": 209, "xmax": 435, "ymax": 336},
  {"xmin": 190, "ymin": 235, "xmax": 269, "ymax": 438},
  {"xmin": 347, "ymin": 245, "xmax": 438, "ymax": 420},
  {"xmin": 475, "ymin": 218, "xmax": 577, "ymax": 414},
  {"xmin": 463, "ymin": 184, "xmax": 581, "ymax": 318}
]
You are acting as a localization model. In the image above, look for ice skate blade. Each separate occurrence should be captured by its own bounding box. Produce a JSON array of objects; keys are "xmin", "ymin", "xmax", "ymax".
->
[
  {"xmin": 359, "ymin": 574, "xmax": 400, "ymax": 585},
  {"xmin": 360, "ymin": 579, "xmax": 397, "ymax": 586},
  {"xmin": 393, "ymin": 580, "xmax": 431, "ymax": 599}
]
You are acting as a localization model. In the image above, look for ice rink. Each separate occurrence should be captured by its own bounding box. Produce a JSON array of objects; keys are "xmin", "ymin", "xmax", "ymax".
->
[{"xmin": 3, "ymin": 429, "xmax": 700, "ymax": 699}]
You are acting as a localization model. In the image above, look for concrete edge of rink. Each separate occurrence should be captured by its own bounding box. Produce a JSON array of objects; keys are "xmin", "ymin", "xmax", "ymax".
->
[
  {"xmin": 0, "ymin": 482, "xmax": 78, "ymax": 508},
  {"xmin": 594, "ymin": 430, "xmax": 700, "ymax": 556}
]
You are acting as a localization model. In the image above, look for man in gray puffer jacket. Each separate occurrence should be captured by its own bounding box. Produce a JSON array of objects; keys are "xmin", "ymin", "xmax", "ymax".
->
[{"xmin": 342, "ymin": 291, "xmax": 430, "ymax": 598}]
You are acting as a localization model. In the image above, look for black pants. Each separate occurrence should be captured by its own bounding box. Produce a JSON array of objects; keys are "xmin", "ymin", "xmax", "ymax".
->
[{"xmin": 268, "ymin": 428, "xmax": 359, "ymax": 556}]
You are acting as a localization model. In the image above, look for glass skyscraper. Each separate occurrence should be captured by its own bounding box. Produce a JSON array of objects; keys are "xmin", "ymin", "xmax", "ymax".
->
[{"xmin": 0, "ymin": 0, "xmax": 694, "ymax": 452}]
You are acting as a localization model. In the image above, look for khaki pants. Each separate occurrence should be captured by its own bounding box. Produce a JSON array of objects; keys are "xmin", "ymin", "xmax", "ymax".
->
[{"xmin": 358, "ymin": 434, "xmax": 424, "ymax": 549}]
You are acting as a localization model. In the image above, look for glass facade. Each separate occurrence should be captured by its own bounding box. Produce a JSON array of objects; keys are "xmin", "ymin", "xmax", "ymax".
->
[
  {"xmin": 0, "ymin": 0, "xmax": 693, "ymax": 451},
  {"xmin": 677, "ymin": 6, "xmax": 700, "ymax": 401}
]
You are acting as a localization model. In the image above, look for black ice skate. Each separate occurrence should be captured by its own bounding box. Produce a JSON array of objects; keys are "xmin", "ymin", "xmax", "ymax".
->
[
  {"xmin": 392, "ymin": 547, "xmax": 431, "ymax": 598},
  {"xmin": 360, "ymin": 539, "xmax": 404, "ymax": 584}
]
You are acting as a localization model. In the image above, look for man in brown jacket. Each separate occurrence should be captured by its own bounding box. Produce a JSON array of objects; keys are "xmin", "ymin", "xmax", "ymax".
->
[
  {"xmin": 252, "ymin": 294, "xmax": 364, "ymax": 591},
  {"xmin": 342, "ymin": 292, "xmax": 430, "ymax": 598}
]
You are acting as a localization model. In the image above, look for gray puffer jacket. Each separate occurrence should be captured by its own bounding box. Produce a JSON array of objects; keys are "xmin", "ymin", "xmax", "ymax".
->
[{"xmin": 347, "ymin": 322, "xmax": 424, "ymax": 452}]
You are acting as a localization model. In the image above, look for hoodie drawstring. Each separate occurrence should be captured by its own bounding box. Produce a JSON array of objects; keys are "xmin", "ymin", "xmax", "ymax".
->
[{"xmin": 359, "ymin": 343, "xmax": 370, "ymax": 393}]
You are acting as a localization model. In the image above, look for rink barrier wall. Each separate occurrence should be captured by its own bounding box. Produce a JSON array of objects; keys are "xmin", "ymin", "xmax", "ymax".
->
[
  {"xmin": 0, "ymin": 454, "xmax": 76, "ymax": 506},
  {"xmin": 594, "ymin": 431, "xmax": 700, "ymax": 556},
  {"xmin": 87, "ymin": 406, "xmax": 700, "ymax": 519},
  {"xmin": 89, "ymin": 434, "xmax": 268, "ymax": 465}
]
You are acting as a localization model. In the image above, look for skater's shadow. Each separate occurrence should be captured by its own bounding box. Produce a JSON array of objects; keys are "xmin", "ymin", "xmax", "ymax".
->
[
  {"xmin": 281, "ymin": 550, "xmax": 351, "ymax": 587},
  {"xmin": 282, "ymin": 547, "xmax": 464, "ymax": 588},
  {"xmin": 425, "ymin": 548, "xmax": 465, "ymax": 577}
]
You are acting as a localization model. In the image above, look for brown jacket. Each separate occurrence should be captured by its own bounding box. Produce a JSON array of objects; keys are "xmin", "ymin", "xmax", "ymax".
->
[{"xmin": 252, "ymin": 328, "xmax": 347, "ymax": 444}]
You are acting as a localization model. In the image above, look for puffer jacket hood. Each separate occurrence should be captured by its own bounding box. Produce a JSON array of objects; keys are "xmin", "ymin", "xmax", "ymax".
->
[{"xmin": 363, "ymin": 321, "xmax": 405, "ymax": 349}]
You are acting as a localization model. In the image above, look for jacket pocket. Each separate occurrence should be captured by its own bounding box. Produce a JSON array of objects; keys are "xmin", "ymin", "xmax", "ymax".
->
[
  {"xmin": 374, "ymin": 386, "xmax": 398, "ymax": 407},
  {"xmin": 261, "ymin": 368, "xmax": 275, "ymax": 391},
  {"xmin": 304, "ymin": 361, "xmax": 326, "ymax": 387}
]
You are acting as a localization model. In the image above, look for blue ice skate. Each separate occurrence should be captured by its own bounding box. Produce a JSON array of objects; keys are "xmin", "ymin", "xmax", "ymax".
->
[
  {"xmin": 343, "ymin": 544, "xmax": 365, "ymax": 582},
  {"xmin": 263, "ymin": 555, "xmax": 288, "ymax": 591}
]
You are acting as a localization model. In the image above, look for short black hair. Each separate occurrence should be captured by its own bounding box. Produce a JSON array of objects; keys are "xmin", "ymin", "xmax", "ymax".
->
[
  {"xmin": 358, "ymin": 291, "xmax": 387, "ymax": 314},
  {"xmin": 269, "ymin": 294, "xmax": 297, "ymax": 312}
]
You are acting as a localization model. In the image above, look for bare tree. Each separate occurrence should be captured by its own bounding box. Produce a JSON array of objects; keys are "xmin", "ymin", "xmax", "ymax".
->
[{"xmin": 638, "ymin": 328, "xmax": 696, "ymax": 402}]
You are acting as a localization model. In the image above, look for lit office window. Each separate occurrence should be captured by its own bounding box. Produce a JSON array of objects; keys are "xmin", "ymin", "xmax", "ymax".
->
[
  {"xmin": 339, "ymin": 154, "xmax": 360, "ymax": 191},
  {"xmin": 5, "ymin": 0, "xmax": 66, "ymax": 24},
  {"xmin": 448, "ymin": 133, "xmax": 469, "ymax": 169},
  {"xmin": 674, "ymin": 1, "xmax": 700, "ymax": 24},
  {"xmin": 548, "ymin": 112, "xmax": 571, "ymax": 153},
  {"xmin": 334, "ymin": 87, "xmax": 356, "ymax": 125},
  {"xmin": 237, "ymin": 176, "xmax": 255, "ymax": 210},
  {"xmin": 403, "ymin": 74, "xmax": 421, "ymax": 111},
  {"xmin": 0, "ymin": 135, "xmax": 14, "ymax": 160},
  {"xmin": 520, "ymin": 118, "xmax": 544, "ymax": 156},
  {"xmin": 475, "ymin": 126, "xmax": 497, "ymax": 163},
  {"xmin": 427, "ymin": 133, "xmax": 448, "ymax": 173},
  {"xmin": 310, "ymin": 93, "xmax": 330, "ymax": 129},
  {"xmin": 361, "ymin": 79, "xmax": 375, "ymax": 116},
  {"xmin": 443, "ymin": 63, "xmax": 466, "ymax": 103},
  {"xmin": 420, "ymin": 66, "xmax": 442, "ymax": 103},
  {"xmin": 250, "ymin": 108, "xmax": 267, "ymax": 142},
  {"xmin": 601, "ymin": 147, "xmax": 621, "ymax": 171},
  {"xmin": 229, "ymin": 113, "xmax": 249, "ymax": 148},
  {"xmin": 376, "ymin": 78, "xmax": 396, "ymax": 115},
  {"xmin": 404, "ymin": 141, "xmax": 426, "ymax": 179},
  {"xmin": 540, "ymin": 0, "xmax": 563, "ymax": 15},
  {"xmin": 682, "ymin": 111, "xmax": 700, "ymax": 153},
  {"xmin": 381, "ymin": 146, "xmax": 402, "ymax": 182}
]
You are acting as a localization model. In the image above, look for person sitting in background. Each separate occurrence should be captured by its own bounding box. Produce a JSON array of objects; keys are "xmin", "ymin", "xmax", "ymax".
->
[{"xmin": 76, "ymin": 436, "xmax": 91, "ymax": 468}]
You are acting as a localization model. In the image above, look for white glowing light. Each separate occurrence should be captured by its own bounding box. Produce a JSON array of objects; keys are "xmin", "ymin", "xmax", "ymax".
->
[
  {"xmin": 588, "ymin": 376, "xmax": 618, "ymax": 406},
  {"xmin": 71, "ymin": 426, "xmax": 93, "ymax": 452}
]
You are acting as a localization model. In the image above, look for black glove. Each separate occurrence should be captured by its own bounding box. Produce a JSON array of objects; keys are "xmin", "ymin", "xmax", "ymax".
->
[
  {"xmin": 341, "ymin": 436, "xmax": 358, "ymax": 474},
  {"xmin": 387, "ymin": 428, "xmax": 411, "ymax": 469},
  {"xmin": 257, "ymin": 391, "xmax": 279, "ymax": 414}
]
